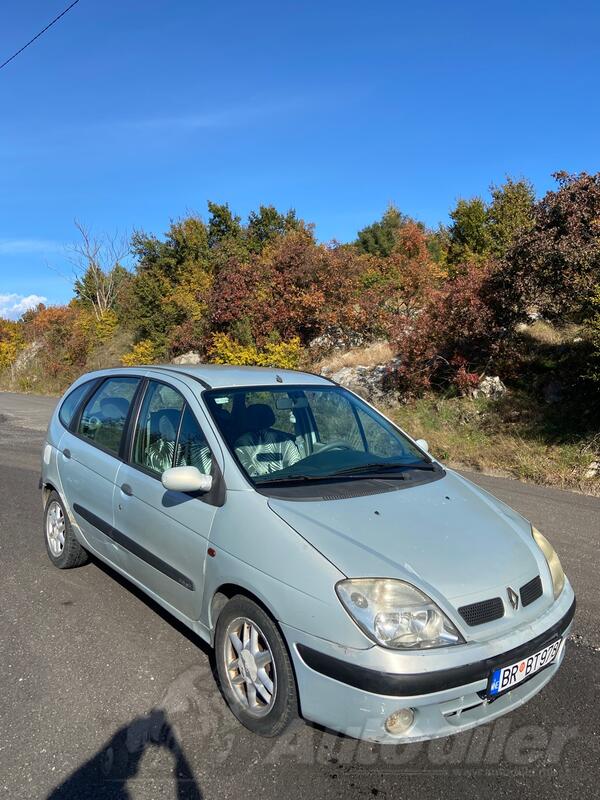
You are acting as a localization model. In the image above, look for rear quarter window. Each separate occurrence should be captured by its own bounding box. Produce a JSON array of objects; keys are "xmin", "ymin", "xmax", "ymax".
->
[{"xmin": 58, "ymin": 381, "xmax": 95, "ymax": 429}]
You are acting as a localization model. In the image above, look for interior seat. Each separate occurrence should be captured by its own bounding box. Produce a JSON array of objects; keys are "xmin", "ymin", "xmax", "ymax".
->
[
  {"xmin": 234, "ymin": 404, "xmax": 302, "ymax": 477},
  {"xmin": 143, "ymin": 408, "xmax": 181, "ymax": 473}
]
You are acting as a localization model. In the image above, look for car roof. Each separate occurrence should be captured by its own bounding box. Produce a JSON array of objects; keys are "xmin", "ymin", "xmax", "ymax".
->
[{"xmin": 117, "ymin": 363, "xmax": 334, "ymax": 390}]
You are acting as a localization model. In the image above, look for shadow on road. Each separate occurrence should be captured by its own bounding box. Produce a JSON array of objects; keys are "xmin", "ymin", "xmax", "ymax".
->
[
  {"xmin": 87, "ymin": 553, "xmax": 214, "ymax": 659},
  {"xmin": 46, "ymin": 709, "xmax": 202, "ymax": 799}
]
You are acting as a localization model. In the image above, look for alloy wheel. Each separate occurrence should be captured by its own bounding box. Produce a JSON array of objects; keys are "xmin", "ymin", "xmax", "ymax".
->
[
  {"xmin": 223, "ymin": 616, "xmax": 277, "ymax": 717},
  {"xmin": 46, "ymin": 500, "xmax": 66, "ymax": 557}
]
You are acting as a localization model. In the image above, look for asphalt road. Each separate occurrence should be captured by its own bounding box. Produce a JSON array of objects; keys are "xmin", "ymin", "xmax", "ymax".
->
[{"xmin": 1, "ymin": 390, "xmax": 599, "ymax": 800}]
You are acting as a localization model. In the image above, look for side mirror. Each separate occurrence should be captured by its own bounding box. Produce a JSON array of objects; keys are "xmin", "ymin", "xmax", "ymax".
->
[
  {"xmin": 161, "ymin": 466, "xmax": 213, "ymax": 494},
  {"xmin": 415, "ymin": 438, "xmax": 429, "ymax": 453}
]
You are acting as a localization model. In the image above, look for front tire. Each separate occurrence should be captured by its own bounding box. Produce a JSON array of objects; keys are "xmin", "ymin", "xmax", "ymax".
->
[
  {"xmin": 44, "ymin": 490, "xmax": 88, "ymax": 569},
  {"xmin": 215, "ymin": 595, "xmax": 298, "ymax": 737}
]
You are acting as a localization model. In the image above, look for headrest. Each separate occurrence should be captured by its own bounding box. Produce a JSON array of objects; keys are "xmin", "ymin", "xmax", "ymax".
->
[
  {"xmin": 150, "ymin": 408, "xmax": 181, "ymax": 440},
  {"xmin": 243, "ymin": 403, "xmax": 275, "ymax": 433},
  {"xmin": 100, "ymin": 397, "xmax": 129, "ymax": 420}
]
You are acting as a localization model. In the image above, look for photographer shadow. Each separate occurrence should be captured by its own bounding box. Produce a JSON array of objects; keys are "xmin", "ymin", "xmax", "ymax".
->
[{"xmin": 46, "ymin": 708, "xmax": 202, "ymax": 799}]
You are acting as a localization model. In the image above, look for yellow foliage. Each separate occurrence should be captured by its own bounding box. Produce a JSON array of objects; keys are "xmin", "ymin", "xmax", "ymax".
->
[
  {"xmin": 167, "ymin": 269, "xmax": 212, "ymax": 322},
  {"xmin": 95, "ymin": 309, "xmax": 118, "ymax": 341},
  {"xmin": 260, "ymin": 338, "xmax": 304, "ymax": 369},
  {"xmin": 0, "ymin": 320, "xmax": 24, "ymax": 372},
  {"xmin": 121, "ymin": 339, "xmax": 156, "ymax": 367},
  {"xmin": 76, "ymin": 309, "xmax": 118, "ymax": 344},
  {"xmin": 209, "ymin": 333, "xmax": 303, "ymax": 369}
]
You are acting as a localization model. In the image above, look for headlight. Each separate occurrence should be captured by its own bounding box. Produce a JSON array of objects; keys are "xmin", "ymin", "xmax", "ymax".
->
[
  {"xmin": 335, "ymin": 578, "xmax": 464, "ymax": 649},
  {"xmin": 532, "ymin": 526, "xmax": 565, "ymax": 599}
]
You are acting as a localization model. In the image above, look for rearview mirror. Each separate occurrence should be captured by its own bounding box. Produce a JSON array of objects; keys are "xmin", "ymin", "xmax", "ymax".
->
[
  {"xmin": 415, "ymin": 438, "xmax": 429, "ymax": 453},
  {"xmin": 276, "ymin": 396, "xmax": 309, "ymax": 410},
  {"xmin": 161, "ymin": 466, "xmax": 213, "ymax": 494}
]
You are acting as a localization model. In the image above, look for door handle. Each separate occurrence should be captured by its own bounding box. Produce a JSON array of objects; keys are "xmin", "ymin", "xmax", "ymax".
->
[
  {"xmin": 120, "ymin": 483, "xmax": 133, "ymax": 496},
  {"xmin": 63, "ymin": 448, "xmax": 71, "ymax": 459}
]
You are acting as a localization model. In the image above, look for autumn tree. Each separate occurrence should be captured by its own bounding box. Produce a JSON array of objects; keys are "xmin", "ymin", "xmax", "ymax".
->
[
  {"xmin": 359, "ymin": 221, "xmax": 442, "ymax": 332},
  {"xmin": 389, "ymin": 261, "xmax": 516, "ymax": 396},
  {"xmin": 130, "ymin": 216, "xmax": 212, "ymax": 352},
  {"xmin": 130, "ymin": 203, "xmax": 314, "ymax": 354},
  {"xmin": 506, "ymin": 171, "xmax": 600, "ymax": 320},
  {"xmin": 210, "ymin": 227, "xmax": 367, "ymax": 346}
]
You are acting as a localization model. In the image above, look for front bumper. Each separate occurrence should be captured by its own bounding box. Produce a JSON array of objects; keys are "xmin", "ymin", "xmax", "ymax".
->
[{"xmin": 284, "ymin": 587, "xmax": 575, "ymax": 744}]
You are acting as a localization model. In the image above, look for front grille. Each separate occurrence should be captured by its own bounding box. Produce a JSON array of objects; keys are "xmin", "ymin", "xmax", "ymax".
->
[
  {"xmin": 520, "ymin": 575, "xmax": 543, "ymax": 607},
  {"xmin": 458, "ymin": 597, "xmax": 505, "ymax": 626}
]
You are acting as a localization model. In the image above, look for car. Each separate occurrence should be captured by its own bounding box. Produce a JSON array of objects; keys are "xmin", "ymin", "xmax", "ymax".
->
[{"xmin": 40, "ymin": 364, "xmax": 575, "ymax": 743}]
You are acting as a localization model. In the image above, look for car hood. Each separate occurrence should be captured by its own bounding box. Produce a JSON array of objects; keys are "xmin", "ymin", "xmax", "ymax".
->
[{"xmin": 268, "ymin": 469, "xmax": 542, "ymax": 609}]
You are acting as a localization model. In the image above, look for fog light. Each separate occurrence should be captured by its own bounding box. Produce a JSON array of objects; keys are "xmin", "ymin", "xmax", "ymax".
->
[{"xmin": 385, "ymin": 707, "xmax": 415, "ymax": 735}]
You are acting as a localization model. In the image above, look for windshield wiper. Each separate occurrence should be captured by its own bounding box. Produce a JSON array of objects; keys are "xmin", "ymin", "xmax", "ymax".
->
[
  {"xmin": 331, "ymin": 461, "xmax": 436, "ymax": 477},
  {"xmin": 255, "ymin": 461, "xmax": 437, "ymax": 485},
  {"xmin": 254, "ymin": 474, "xmax": 330, "ymax": 485}
]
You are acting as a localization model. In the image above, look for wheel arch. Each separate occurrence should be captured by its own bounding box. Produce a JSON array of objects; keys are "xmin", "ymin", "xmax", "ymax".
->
[
  {"xmin": 41, "ymin": 480, "xmax": 58, "ymax": 508},
  {"xmin": 210, "ymin": 583, "xmax": 279, "ymax": 636}
]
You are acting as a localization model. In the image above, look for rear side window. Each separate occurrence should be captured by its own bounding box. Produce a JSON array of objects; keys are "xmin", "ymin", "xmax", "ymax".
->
[
  {"xmin": 58, "ymin": 381, "xmax": 94, "ymax": 429},
  {"xmin": 78, "ymin": 377, "xmax": 139, "ymax": 455}
]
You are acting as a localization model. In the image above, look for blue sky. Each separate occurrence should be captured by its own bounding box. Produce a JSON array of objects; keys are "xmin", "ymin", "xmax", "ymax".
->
[{"xmin": 1, "ymin": 0, "xmax": 599, "ymax": 315}]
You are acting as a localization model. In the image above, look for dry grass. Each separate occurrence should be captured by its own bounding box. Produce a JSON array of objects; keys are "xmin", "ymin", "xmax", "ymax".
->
[
  {"xmin": 517, "ymin": 320, "xmax": 585, "ymax": 345},
  {"xmin": 316, "ymin": 340, "xmax": 394, "ymax": 373},
  {"xmin": 388, "ymin": 395, "xmax": 600, "ymax": 496},
  {"xmin": 0, "ymin": 328, "xmax": 134, "ymax": 396}
]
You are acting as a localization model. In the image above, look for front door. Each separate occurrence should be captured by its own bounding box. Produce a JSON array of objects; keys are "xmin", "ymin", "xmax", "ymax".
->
[{"xmin": 114, "ymin": 378, "xmax": 219, "ymax": 620}]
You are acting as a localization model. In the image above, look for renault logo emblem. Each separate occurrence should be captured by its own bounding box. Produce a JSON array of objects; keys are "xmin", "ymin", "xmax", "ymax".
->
[{"xmin": 507, "ymin": 587, "xmax": 519, "ymax": 610}]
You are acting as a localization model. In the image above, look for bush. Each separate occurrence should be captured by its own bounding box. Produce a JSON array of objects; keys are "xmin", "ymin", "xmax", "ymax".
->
[
  {"xmin": 208, "ymin": 333, "xmax": 303, "ymax": 369},
  {"xmin": 586, "ymin": 286, "xmax": 600, "ymax": 383},
  {"xmin": 389, "ymin": 262, "xmax": 515, "ymax": 397},
  {"xmin": 121, "ymin": 339, "xmax": 157, "ymax": 367},
  {"xmin": 0, "ymin": 319, "xmax": 24, "ymax": 373}
]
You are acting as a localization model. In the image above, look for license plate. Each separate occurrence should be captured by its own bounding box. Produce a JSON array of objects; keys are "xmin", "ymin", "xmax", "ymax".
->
[{"xmin": 488, "ymin": 638, "xmax": 562, "ymax": 697}]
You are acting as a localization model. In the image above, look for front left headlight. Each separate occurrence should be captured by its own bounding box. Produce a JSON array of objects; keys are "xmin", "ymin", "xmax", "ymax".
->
[
  {"xmin": 336, "ymin": 578, "xmax": 464, "ymax": 650},
  {"xmin": 532, "ymin": 526, "xmax": 565, "ymax": 599}
]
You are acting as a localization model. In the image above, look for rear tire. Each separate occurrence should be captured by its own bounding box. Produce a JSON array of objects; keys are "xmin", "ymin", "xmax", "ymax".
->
[
  {"xmin": 44, "ymin": 490, "xmax": 88, "ymax": 569},
  {"xmin": 215, "ymin": 595, "xmax": 298, "ymax": 737}
]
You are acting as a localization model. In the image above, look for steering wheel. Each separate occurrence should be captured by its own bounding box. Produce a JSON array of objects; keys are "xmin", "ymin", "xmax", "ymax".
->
[{"xmin": 315, "ymin": 439, "xmax": 354, "ymax": 454}]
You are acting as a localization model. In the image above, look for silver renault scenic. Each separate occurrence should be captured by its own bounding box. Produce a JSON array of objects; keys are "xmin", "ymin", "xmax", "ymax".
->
[{"xmin": 41, "ymin": 365, "xmax": 575, "ymax": 743}]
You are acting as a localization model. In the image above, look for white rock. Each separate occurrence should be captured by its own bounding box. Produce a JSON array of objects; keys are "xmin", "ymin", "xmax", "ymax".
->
[
  {"xmin": 326, "ymin": 358, "xmax": 402, "ymax": 402},
  {"xmin": 584, "ymin": 461, "xmax": 600, "ymax": 479},
  {"xmin": 475, "ymin": 376, "xmax": 507, "ymax": 400},
  {"xmin": 172, "ymin": 351, "xmax": 202, "ymax": 365}
]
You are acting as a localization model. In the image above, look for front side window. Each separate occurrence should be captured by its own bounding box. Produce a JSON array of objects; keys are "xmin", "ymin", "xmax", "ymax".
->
[
  {"xmin": 204, "ymin": 385, "xmax": 429, "ymax": 484},
  {"xmin": 78, "ymin": 377, "xmax": 139, "ymax": 455},
  {"xmin": 132, "ymin": 380, "xmax": 213, "ymax": 477},
  {"xmin": 175, "ymin": 406, "xmax": 213, "ymax": 476},
  {"xmin": 132, "ymin": 381, "xmax": 184, "ymax": 474}
]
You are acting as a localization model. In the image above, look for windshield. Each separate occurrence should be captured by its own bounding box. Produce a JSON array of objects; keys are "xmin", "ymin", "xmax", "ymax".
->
[{"xmin": 204, "ymin": 385, "xmax": 431, "ymax": 485}]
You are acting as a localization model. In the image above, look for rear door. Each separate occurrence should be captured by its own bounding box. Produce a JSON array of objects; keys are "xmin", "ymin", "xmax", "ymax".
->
[
  {"xmin": 57, "ymin": 375, "xmax": 141, "ymax": 561},
  {"xmin": 114, "ymin": 378, "xmax": 221, "ymax": 619}
]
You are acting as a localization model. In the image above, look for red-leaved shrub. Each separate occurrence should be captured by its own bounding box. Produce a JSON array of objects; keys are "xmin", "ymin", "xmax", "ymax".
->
[{"xmin": 389, "ymin": 262, "xmax": 514, "ymax": 397}]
